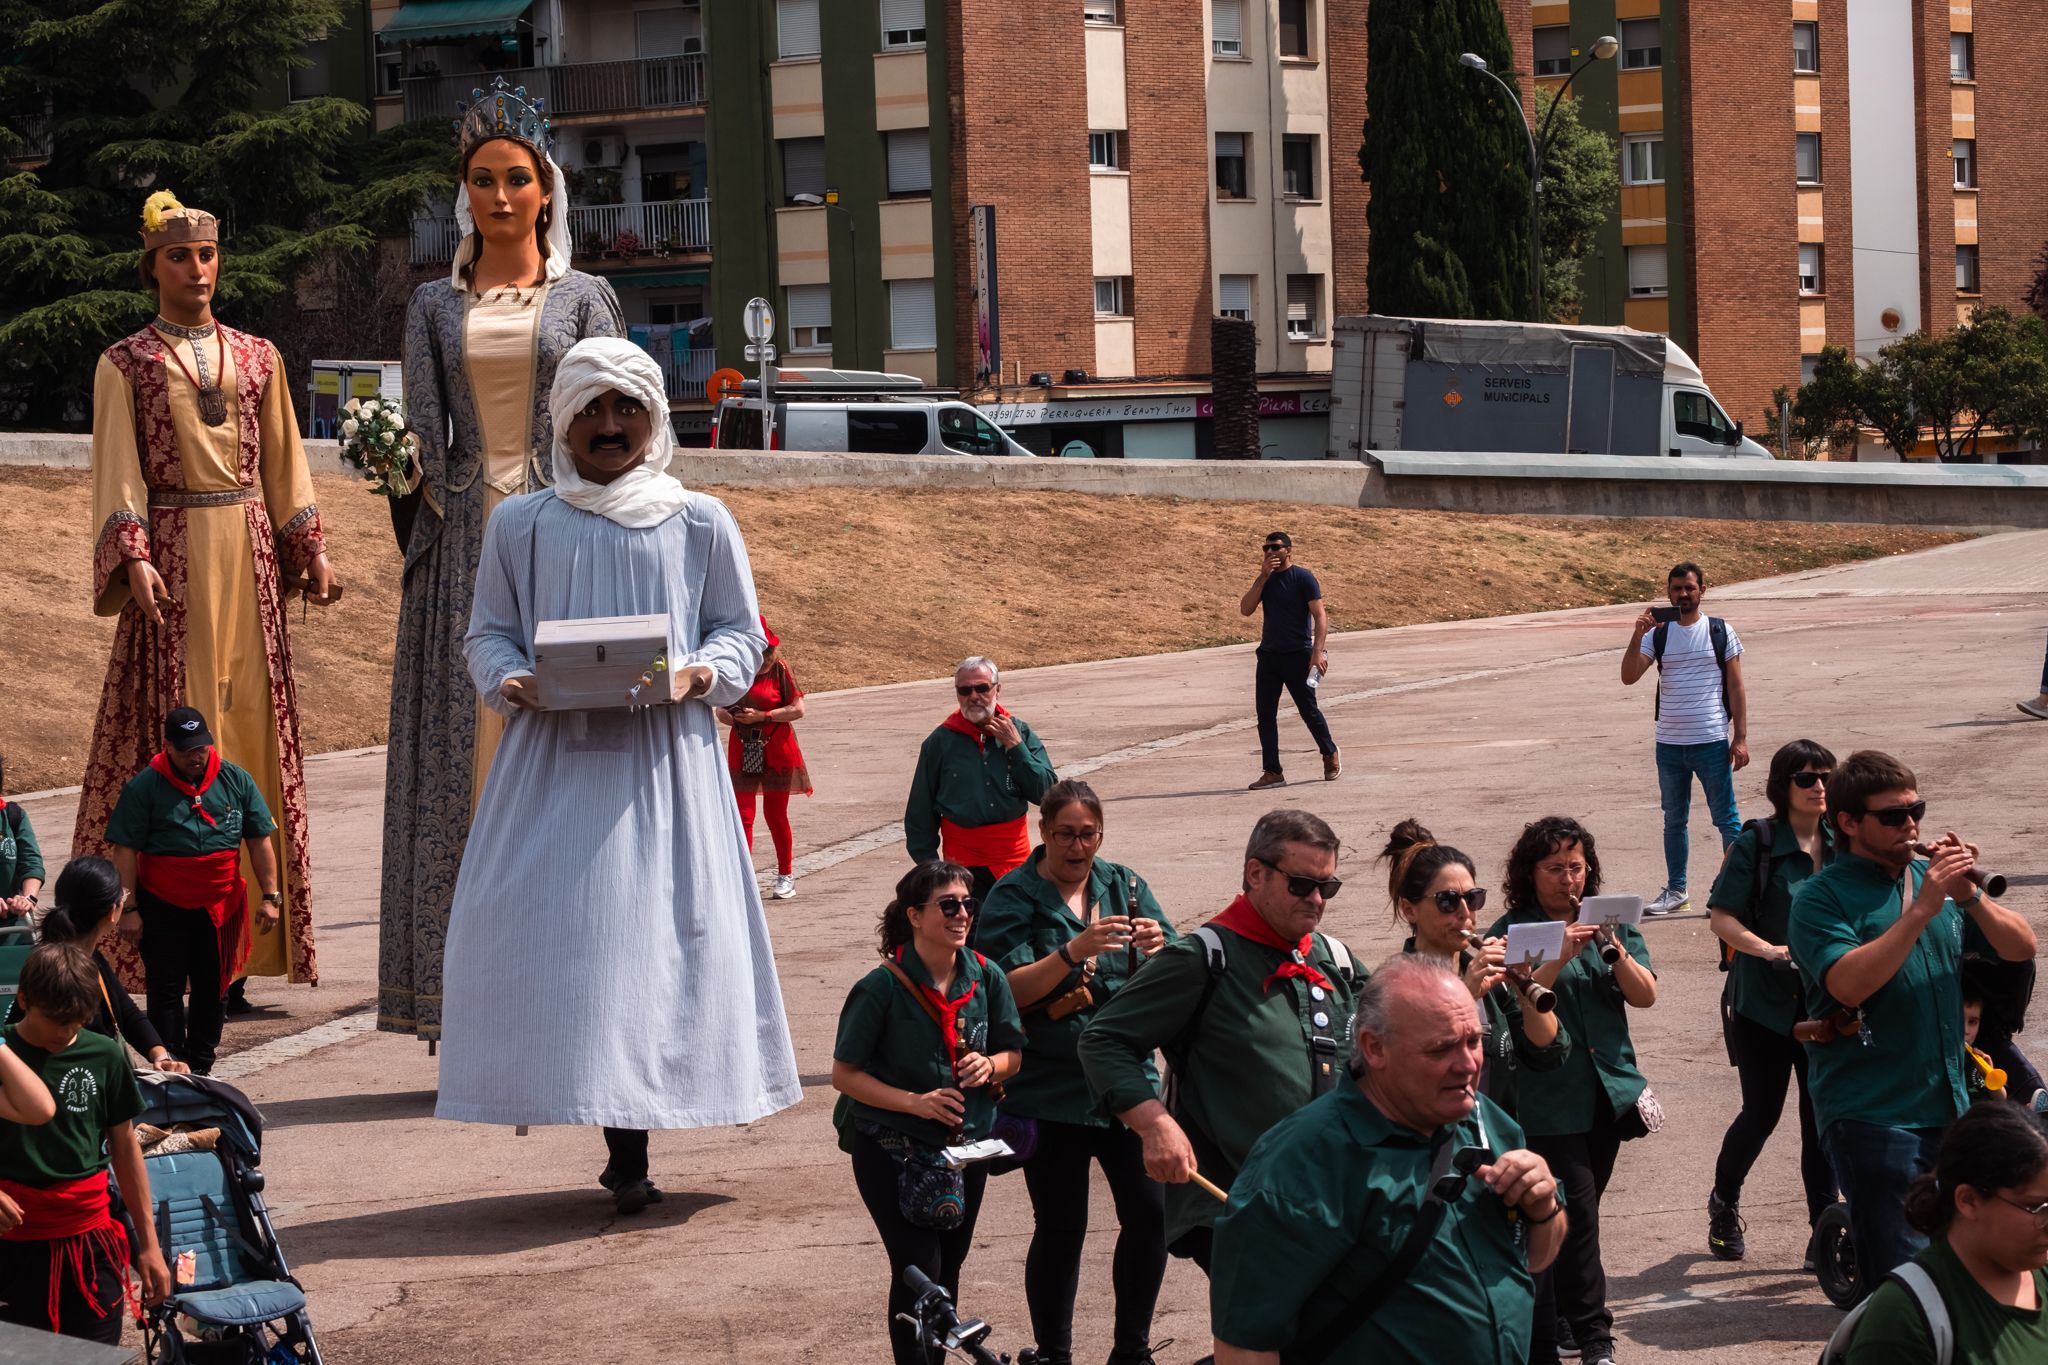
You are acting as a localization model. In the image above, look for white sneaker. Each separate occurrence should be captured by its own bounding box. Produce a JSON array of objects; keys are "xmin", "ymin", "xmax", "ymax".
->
[
  {"xmin": 771, "ymin": 875, "xmax": 796, "ymax": 901},
  {"xmin": 1644, "ymin": 887, "xmax": 1690, "ymax": 917}
]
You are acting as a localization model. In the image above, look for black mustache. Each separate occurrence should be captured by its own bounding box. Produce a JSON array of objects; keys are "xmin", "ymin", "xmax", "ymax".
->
[{"xmin": 586, "ymin": 437, "xmax": 631, "ymax": 451}]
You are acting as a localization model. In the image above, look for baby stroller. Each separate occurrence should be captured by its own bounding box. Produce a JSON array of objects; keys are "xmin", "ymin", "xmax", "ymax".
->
[{"xmin": 134, "ymin": 1070, "xmax": 323, "ymax": 1364}]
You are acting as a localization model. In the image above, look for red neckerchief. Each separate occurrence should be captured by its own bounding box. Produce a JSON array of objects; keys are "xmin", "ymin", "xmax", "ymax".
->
[
  {"xmin": 940, "ymin": 704, "xmax": 1010, "ymax": 750},
  {"xmin": 1210, "ymin": 895, "xmax": 1332, "ymax": 994},
  {"xmin": 895, "ymin": 945, "xmax": 978, "ymax": 1073},
  {"xmin": 149, "ymin": 748, "xmax": 222, "ymax": 826}
]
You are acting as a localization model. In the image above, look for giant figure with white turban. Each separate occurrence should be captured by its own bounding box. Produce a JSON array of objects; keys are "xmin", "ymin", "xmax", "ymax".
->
[{"xmin": 435, "ymin": 339, "xmax": 801, "ymax": 1212}]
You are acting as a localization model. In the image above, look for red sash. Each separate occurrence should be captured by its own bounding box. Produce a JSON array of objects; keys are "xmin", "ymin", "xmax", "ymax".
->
[
  {"xmin": 139, "ymin": 846, "xmax": 249, "ymax": 989},
  {"xmin": 0, "ymin": 1175, "xmax": 133, "ymax": 1331},
  {"xmin": 938, "ymin": 816, "xmax": 1030, "ymax": 878},
  {"xmin": 1210, "ymin": 895, "xmax": 1333, "ymax": 994}
]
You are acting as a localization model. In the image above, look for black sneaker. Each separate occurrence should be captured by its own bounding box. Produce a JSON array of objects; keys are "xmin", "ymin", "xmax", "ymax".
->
[
  {"xmin": 224, "ymin": 979, "xmax": 253, "ymax": 1016},
  {"xmin": 1708, "ymin": 1191, "xmax": 1747, "ymax": 1261},
  {"xmin": 612, "ymin": 1178, "xmax": 663, "ymax": 1215},
  {"xmin": 1557, "ymin": 1319, "xmax": 1580, "ymax": 1358},
  {"xmin": 1581, "ymin": 1343, "xmax": 1618, "ymax": 1365}
]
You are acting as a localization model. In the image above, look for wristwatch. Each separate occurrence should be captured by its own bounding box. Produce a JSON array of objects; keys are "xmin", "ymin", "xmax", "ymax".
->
[{"xmin": 261, "ymin": 892, "xmax": 284, "ymax": 907}]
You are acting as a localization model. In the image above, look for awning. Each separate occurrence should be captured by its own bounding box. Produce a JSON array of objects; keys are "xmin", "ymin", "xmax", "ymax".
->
[
  {"xmin": 382, "ymin": 0, "xmax": 532, "ymax": 44},
  {"xmin": 602, "ymin": 269, "xmax": 710, "ymax": 289}
]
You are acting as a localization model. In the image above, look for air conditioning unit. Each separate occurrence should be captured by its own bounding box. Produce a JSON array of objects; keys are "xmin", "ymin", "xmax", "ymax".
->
[{"xmin": 582, "ymin": 134, "xmax": 627, "ymax": 168}]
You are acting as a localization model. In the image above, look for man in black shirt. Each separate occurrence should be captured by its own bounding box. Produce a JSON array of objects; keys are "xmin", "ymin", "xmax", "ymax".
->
[{"xmin": 1238, "ymin": 530, "xmax": 1338, "ymax": 789}]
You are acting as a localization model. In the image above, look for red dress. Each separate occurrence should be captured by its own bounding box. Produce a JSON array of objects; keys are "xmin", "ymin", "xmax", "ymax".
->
[{"xmin": 725, "ymin": 660, "xmax": 812, "ymax": 795}]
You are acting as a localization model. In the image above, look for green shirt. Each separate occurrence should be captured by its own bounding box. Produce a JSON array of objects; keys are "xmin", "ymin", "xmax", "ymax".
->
[
  {"xmin": 903, "ymin": 719, "xmax": 1057, "ymax": 864},
  {"xmin": 1707, "ymin": 820, "xmax": 1831, "ymax": 1035},
  {"xmin": 1076, "ymin": 919, "xmax": 1364, "ymax": 1244},
  {"xmin": 1211, "ymin": 1085, "xmax": 1536, "ymax": 1364},
  {"xmin": 1485, "ymin": 906, "xmax": 1652, "ymax": 1137},
  {"xmin": 105, "ymin": 760, "xmax": 275, "ymax": 858},
  {"xmin": 1400, "ymin": 937, "xmax": 1569, "ymax": 1123},
  {"xmin": 833, "ymin": 947, "xmax": 1028, "ymax": 1149},
  {"xmin": 0, "ymin": 1023, "xmax": 144, "ymax": 1187},
  {"xmin": 1, "ymin": 802, "xmax": 45, "ymax": 897},
  {"xmin": 1788, "ymin": 854, "xmax": 1967, "ymax": 1134},
  {"xmin": 974, "ymin": 850, "xmax": 1178, "ymax": 1128},
  {"xmin": 1846, "ymin": 1237, "xmax": 2048, "ymax": 1365}
]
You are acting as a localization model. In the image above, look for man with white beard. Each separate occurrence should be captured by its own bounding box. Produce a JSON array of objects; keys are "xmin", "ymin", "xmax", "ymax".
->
[{"xmin": 903, "ymin": 656, "xmax": 1058, "ymax": 906}]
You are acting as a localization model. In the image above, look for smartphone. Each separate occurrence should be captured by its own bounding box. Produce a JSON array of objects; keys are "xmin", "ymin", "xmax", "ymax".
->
[{"xmin": 1649, "ymin": 606, "xmax": 1681, "ymax": 624}]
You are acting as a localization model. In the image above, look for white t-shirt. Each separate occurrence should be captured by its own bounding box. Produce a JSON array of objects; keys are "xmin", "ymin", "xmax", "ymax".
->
[{"xmin": 1639, "ymin": 617, "xmax": 1743, "ymax": 746}]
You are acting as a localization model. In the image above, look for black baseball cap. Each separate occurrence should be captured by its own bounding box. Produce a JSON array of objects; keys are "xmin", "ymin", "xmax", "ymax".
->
[{"xmin": 164, "ymin": 707, "xmax": 214, "ymax": 752}]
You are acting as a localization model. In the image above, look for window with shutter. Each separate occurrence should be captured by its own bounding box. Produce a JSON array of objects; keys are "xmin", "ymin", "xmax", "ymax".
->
[
  {"xmin": 889, "ymin": 278, "xmax": 936, "ymax": 349},
  {"xmin": 1282, "ymin": 136, "xmax": 1315, "ymax": 198},
  {"xmin": 776, "ymin": 0, "xmax": 820, "ymax": 58},
  {"xmin": 1627, "ymin": 245, "xmax": 1668, "ymax": 297},
  {"xmin": 786, "ymin": 283, "xmax": 832, "ymax": 350},
  {"xmin": 1795, "ymin": 132, "xmax": 1821, "ymax": 184},
  {"xmin": 1956, "ymin": 245, "xmax": 1979, "ymax": 293},
  {"xmin": 1215, "ymin": 132, "xmax": 1247, "ymax": 199},
  {"xmin": 1792, "ymin": 21, "xmax": 1818, "ymax": 73},
  {"xmin": 1534, "ymin": 26, "xmax": 1571, "ymax": 76},
  {"xmin": 1084, "ymin": 0, "xmax": 1120, "ymax": 23},
  {"xmin": 1218, "ymin": 274, "xmax": 1253, "ymax": 320},
  {"xmin": 781, "ymin": 137, "xmax": 826, "ymax": 201},
  {"xmin": 1798, "ymin": 244, "xmax": 1823, "ymax": 294},
  {"xmin": 1211, "ymin": 0, "xmax": 1242, "ymax": 56},
  {"xmin": 1277, "ymin": 0, "xmax": 1309, "ymax": 58},
  {"xmin": 886, "ymin": 130, "xmax": 931, "ymax": 195},
  {"xmin": 1621, "ymin": 18, "xmax": 1660, "ymax": 69},
  {"xmin": 1952, "ymin": 138, "xmax": 1975, "ymax": 189},
  {"xmin": 1285, "ymin": 275, "xmax": 1318, "ymax": 337},
  {"xmin": 881, "ymin": 0, "xmax": 926, "ymax": 48}
]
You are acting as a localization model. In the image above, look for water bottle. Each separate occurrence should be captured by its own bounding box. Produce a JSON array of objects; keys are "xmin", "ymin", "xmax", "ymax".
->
[{"xmin": 1306, "ymin": 666, "xmax": 1322, "ymax": 690}]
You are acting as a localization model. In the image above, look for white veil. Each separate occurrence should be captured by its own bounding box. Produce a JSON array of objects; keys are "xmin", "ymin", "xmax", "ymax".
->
[{"xmin": 449, "ymin": 150, "xmax": 574, "ymax": 288}]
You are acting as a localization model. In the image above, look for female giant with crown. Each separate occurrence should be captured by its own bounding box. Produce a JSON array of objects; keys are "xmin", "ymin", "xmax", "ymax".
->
[{"xmin": 377, "ymin": 79, "xmax": 625, "ymax": 1043}]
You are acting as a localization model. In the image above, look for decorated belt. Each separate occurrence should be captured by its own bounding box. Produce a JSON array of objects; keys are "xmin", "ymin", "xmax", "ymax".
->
[{"xmin": 148, "ymin": 487, "xmax": 256, "ymax": 509}]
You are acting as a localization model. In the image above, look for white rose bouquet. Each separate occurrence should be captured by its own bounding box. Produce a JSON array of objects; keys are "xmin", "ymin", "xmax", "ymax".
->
[{"xmin": 337, "ymin": 395, "xmax": 421, "ymax": 498}]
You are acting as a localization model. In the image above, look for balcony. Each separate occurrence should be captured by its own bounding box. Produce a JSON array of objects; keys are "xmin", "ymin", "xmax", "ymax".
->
[
  {"xmin": 4, "ymin": 111, "xmax": 52, "ymax": 167},
  {"xmin": 655, "ymin": 344, "xmax": 717, "ymax": 403},
  {"xmin": 402, "ymin": 53, "xmax": 705, "ymax": 125},
  {"xmin": 409, "ymin": 198, "xmax": 710, "ymax": 267}
]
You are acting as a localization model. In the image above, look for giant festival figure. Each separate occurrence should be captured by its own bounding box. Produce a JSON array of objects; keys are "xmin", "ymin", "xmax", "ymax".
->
[
  {"xmin": 73, "ymin": 191, "xmax": 336, "ymax": 993},
  {"xmin": 376, "ymin": 78, "xmax": 624, "ymax": 1042}
]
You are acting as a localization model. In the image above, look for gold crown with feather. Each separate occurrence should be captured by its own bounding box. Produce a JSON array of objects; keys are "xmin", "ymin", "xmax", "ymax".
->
[{"xmin": 139, "ymin": 191, "xmax": 219, "ymax": 249}]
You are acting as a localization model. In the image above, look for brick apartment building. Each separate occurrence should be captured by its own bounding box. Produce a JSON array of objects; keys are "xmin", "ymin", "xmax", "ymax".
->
[{"xmin": 1534, "ymin": 0, "xmax": 2048, "ymax": 444}]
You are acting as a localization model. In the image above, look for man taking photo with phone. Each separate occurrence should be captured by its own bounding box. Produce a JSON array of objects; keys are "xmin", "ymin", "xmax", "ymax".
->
[
  {"xmin": 1240, "ymin": 531, "xmax": 1338, "ymax": 791},
  {"xmin": 1621, "ymin": 561, "xmax": 1747, "ymax": 916}
]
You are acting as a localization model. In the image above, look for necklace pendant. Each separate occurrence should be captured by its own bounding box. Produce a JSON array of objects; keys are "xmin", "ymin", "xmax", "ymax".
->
[{"xmin": 198, "ymin": 386, "xmax": 228, "ymax": 426}]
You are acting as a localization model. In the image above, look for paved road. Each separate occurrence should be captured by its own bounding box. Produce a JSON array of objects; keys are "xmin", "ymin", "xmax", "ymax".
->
[{"xmin": 19, "ymin": 532, "xmax": 2048, "ymax": 1364}]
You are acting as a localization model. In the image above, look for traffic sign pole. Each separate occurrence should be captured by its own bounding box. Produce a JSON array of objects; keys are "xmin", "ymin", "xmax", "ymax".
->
[{"xmin": 744, "ymin": 297, "xmax": 777, "ymax": 453}]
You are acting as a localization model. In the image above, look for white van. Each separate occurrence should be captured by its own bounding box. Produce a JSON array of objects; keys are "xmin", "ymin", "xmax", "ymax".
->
[{"xmin": 711, "ymin": 389, "xmax": 1034, "ymax": 458}]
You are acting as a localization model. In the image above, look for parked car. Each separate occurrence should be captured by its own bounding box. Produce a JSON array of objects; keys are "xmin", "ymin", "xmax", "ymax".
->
[{"xmin": 710, "ymin": 370, "xmax": 1034, "ymax": 457}]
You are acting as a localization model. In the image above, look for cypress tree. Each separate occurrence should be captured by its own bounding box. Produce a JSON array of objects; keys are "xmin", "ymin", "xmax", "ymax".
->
[
  {"xmin": 1359, "ymin": 0, "xmax": 1533, "ymax": 320},
  {"xmin": 0, "ymin": 0, "xmax": 378, "ymax": 426}
]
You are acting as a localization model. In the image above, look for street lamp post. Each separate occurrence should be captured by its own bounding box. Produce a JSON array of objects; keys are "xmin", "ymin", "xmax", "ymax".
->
[
  {"xmin": 792, "ymin": 190, "xmax": 859, "ymax": 366},
  {"xmin": 1459, "ymin": 36, "xmax": 1618, "ymax": 323}
]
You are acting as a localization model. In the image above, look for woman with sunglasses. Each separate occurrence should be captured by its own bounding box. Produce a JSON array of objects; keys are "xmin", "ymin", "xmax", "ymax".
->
[
  {"xmin": 1703, "ymin": 739, "xmax": 1839, "ymax": 1265},
  {"xmin": 832, "ymin": 860, "xmax": 1026, "ymax": 1365},
  {"xmin": 1380, "ymin": 820, "xmax": 1565, "ymax": 1121},
  {"xmin": 1842, "ymin": 1101, "xmax": 2048, "ymax": 1363},
  {"xmin": 1487, "ymin": 816, "xmax": 1655, "ymax": 1365},
  {"xmin": 977, "ymin": 780, "xmax": 1175, "ymax": 1365}
]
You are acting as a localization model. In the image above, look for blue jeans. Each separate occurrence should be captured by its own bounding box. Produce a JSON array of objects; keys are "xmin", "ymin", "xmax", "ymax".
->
[
  {"xmin": 1822, "ymin": 1120, "xmax": 1942, "ymax": 1286},
  {"xmin": 1655, "ymin": 740, "xmax": 1741, "ymax": 891}
]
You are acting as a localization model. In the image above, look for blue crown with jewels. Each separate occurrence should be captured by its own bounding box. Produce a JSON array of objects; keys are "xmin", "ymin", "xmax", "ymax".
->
[{"xmin": 456, "ymin": 75, "xmax": 552, "ymax": 156}]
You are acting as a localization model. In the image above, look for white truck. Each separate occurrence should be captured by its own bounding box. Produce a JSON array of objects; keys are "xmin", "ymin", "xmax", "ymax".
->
[{"xmin": 1327, "ymin": 315, "xmax": 1773, "ymax": 461}]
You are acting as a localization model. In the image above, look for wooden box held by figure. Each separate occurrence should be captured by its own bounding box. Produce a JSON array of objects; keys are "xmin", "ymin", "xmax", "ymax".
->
[{"xmin": 532, "ymin": 613, "xmax": 672, "ymax": 710}]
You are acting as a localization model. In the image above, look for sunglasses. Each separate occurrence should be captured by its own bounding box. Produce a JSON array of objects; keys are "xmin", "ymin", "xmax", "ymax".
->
[
  {"xmin": 1790, "ymin": 771, "xmax": 1832, "ymax": 789},
  {"xmin": 1255, "ymin": 856, "xmax": 1342, "ymax": 901},
  {"xmin": 956, "ymin": 683, "xmax": 994, "ymax": 696},
  {"xmin": 1433, "ymin": 888, "xmax": 1489, "ymax": 914},
  {"xmin": 1859, "ymin": 800, "xmax": 1927, "ymax": 828},
  {"xmin": 923, "ymin": 895, "xmax": 980, "ymax": 918}
]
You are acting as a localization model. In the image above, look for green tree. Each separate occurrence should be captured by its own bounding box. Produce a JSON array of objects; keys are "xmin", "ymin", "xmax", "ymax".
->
[
  {"xmin": 1533, "ymin": 87, "xmax": 1617, "ymax": 325},
  {"xmin": 1359, "ymin": 0, "xmax": 1533, "ymax": 321},
  {"xmin": 1858, "ymin": 307, "xmax": 2048, "ymax": 461},
  {"xmin": 1760, "ymin": 344, "xmax": 1862, "ymax": 460},
  {"xmin": 0, "ymin": 0, "xmax": 374, "ymax": 426}
]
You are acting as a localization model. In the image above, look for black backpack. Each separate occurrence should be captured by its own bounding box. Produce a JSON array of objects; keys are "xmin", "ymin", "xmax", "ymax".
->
[{"xmin": 1651, "ymin": 616, "xmax": 1732, "ymax": 720}]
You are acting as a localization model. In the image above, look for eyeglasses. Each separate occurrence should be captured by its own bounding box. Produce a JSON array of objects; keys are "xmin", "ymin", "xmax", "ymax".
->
[
  {"xmin": 1255, "ymin": 856, "xmax": 1342, "ymax": 901},
  {"xmin": 1860, "ymin": 800, "xmax": 1927, "ymax": 828},
  {"xmin": 1047, "ymin": 829, "xmax": 1102, "ymax": 846},
  {"xmin": 1537, "ymin": 863, "xmax": 1588, "ymax": 879},
  {"xmin": 1790, "ymin": 771, "xmax": 1832, "ymax": 789},
  {"xmin": 1994, "ymin": 1193, "xmax": 2048, "ymax": 1225},
  {"xmin": 1433, "ymin": 888, "xmax": 1488, "ymax": 914},
  {"xmin": 956, "ymin": 683, "xmax": 994, "ymax": 696},
  {"xmin": 925, "ymin": 895, "xmax": 980, "ymax": 918}
]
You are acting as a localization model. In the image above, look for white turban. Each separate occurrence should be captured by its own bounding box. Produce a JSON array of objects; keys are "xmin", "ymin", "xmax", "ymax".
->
[
  {"xmin": 450, "ymin": 150, "xmax": 574, "ymax": 287},
  {"xmin": 549, "ymin": 338, "xmax": 690, "ymax": 529}
]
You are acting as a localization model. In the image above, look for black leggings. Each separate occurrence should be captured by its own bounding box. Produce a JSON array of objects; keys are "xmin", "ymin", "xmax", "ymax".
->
[
  {"xmin": 137, "ymin": 891, "xmax": 224, "ymax": 1075},
  {"xmin": 1528, "ymin": 1105, "xmax": 1626, "ymax": 1362},
  {"xmin": 851, "ymin": 1130, "xmax": 991, "ymax": 1365},
  {"xmin": 602, "ymin": 1128, "xmax": 648, "ymax": 1185},
  {"xmin": 1019, "ymin": 1119, "xmax": 1167, "ymax": 1360},
  {"xmin": 1714, "ymin": 1008, "xmax": 1837, "ymax": 1223}
]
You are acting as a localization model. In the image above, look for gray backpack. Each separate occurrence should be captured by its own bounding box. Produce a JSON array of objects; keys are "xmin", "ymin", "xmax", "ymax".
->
[{"xmin": 1816, "ymin": 1262, "xmax": 1951, "ymax": 1365}]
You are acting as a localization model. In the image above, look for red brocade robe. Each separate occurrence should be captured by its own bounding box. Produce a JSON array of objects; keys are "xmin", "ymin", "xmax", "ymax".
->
[{"xmin": 72, "ymin": 323, "xmax": 322, "ymax": 987}]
